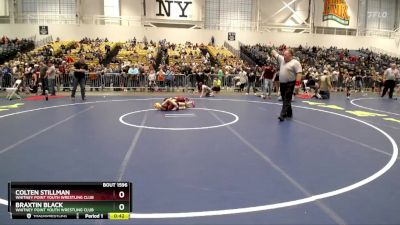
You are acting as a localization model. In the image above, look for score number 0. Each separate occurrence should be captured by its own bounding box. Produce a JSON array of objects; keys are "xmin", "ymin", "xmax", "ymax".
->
[{"xmin": 118, "ymin": 191, "xmax": 126, "ymax": 211}]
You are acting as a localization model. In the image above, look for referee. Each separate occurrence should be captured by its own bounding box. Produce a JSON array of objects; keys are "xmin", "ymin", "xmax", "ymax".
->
[
  {"xmin": 270, "ymin": 48, "xmax": 302, "ymax": 121},
  {"xmin": 381, "ymin": 63, "xmax": 399, "ymax": 99}
]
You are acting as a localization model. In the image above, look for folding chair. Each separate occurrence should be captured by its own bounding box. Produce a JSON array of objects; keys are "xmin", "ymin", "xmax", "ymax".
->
[{"xmin": 6, "ymin": 79, "xmax": 22, "ymax": 100}]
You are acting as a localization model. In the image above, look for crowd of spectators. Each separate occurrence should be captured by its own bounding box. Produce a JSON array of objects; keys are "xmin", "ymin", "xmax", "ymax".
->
[
  {"xmin": 2, "ymin": 36, "xmax": 398, "ymax": 98},
  {"xmin": 0, "ymin": 35, "xmax": 35, "ymax": 65},
  {"xmin": 0, "ymin": 37, "xmax": 250, "ymax": 94},
  {"xmin": 241, "ymin": 43, "xmax": 400, "ymax": 96}
]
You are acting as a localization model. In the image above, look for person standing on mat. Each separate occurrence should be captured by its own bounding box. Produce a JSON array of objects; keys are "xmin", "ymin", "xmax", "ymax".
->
[
  {"xmin": 381, "ymin": 63, "xmax": 399, "ymax": 99},
  {"xmin": 269, "ymin": 47, "xmax": 302, "ymax": 121},
  {"xmin": 46, "ymin": 61, "xmax": 57, "ymax": 96},
  {"xmin": 71, "ymin": 56, "xmax": 88, "ymax": 101},
  {"xmin": 39, "ymin": 61, "xmax": 48, "ymax": 95},
  {"xmin": 261, "ymin": 63, "xmax": 276, "ymax": 99}
]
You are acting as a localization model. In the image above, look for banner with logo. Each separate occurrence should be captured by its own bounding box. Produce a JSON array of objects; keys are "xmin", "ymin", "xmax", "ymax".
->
[
  {"xmin": 145, "ymin": 0, "xmax": 203, "ymax": 21},
  {"xmin": 228, "ymin": 32, "xmax": 236, "ymax": 41},
  {"xmin": 39, "ymin": 26, "xmax": 49, "ymax": 35},
  {"xmin": 314, "ymin": 0, "xmax": 358, "ymax": 29}
]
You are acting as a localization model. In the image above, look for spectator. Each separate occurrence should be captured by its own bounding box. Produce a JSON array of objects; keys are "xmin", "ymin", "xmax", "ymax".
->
[
  {"xmin": 165, "ymin": 66, "xmax": 174, "ymax": 91},
  {"xmin": 316, "ymin": 70, "xmax": 332, "ymax": 99},
  {"xmin": 246, "ymin": 67, "xmax": 257, "ymax": 95},
  {"xmin": 46, "ymin": 61, "xmax": 57, "ymax": 96},
  {"xmin": 71, "ymin": 57, "xmax": 88, "ymax": 101},
  {"xmin": 238, "ymin": 68, "xmax": 247, "ymax": 92},
  {"xmin": 261, "ymin": 64, "xmax": 276, "ymax": 99},
  {"xmin": 381, "ymin": 63, "xmax": 399, "ymax": 99},
  {"xmin": 195, "ymin": 68, "xmax": 206, "ymax": 93},
  {"xmin": 39, "ymin": 61, "xmax": 48, "ymax": 96},
  {"xmin": 331, "ymin": 69, "xmax": 339, "ymax": 91},
  {"xmin": 148, "ymin": 68, "xmax": 157, "ymax": 91},
  {"xmin": 157, "ymin": 66, "xmax": 165, "ymax": 89}
]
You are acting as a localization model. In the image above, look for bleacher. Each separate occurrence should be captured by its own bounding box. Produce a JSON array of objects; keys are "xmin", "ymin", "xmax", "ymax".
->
[
  {"xmin": 0, "ymin": 38, "xmax": 244, "ymax": 92},
  {"xmin": 168, "ymin": 44, "xmax": 204, "ymax": 66},
  {"xmin": 0, "ymin": 38, "xmax": 35, "ymax": 64},
  {"xmin": 207, "ymin": 45, "xmax": 238, "ymax": 67},
  {"xmin": 116, "ymin": 42, "xmax": 157, "ymax": 66}
]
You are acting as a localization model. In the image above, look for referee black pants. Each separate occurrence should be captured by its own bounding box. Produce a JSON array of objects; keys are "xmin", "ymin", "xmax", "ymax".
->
[
  {"xmin": 71, "ymin": 75, "xmax": 86, "ymax": 100},
  {"xmin": 280, "ymin": 81, "xmax": 295, "ymax": 118},
  {"xmin": 381, "ymin": 80, "xmax": 395, "ymax": 99},
  {"xmin": 41, "ymin": 78, "xmax": 48, "ymax": 95}
]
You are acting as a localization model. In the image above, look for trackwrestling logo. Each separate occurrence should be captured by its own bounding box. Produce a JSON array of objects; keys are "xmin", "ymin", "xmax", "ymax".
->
[{"xmin": 323, "ymin": 0, "xmax": 350, "ymax": 26}]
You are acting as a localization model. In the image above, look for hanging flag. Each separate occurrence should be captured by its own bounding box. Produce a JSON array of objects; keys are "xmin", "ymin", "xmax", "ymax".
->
[{"xmin": 322, "ymin": 0, "xmax": 350, "ymax": 26}]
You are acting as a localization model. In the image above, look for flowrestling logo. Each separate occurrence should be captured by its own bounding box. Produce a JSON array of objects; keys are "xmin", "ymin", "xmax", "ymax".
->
[{"xmin": 323, "ymin": 0, "xmax": 350, "ymax": 26}]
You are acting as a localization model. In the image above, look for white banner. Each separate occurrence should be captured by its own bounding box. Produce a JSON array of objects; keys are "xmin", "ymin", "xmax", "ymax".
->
[
  {"xmin": 145, "ymin": 0, "xmax": 203, "ymax": 21},
  {"xmin": 0, "ymin": 0, "xmax": 9, "ymax": 16},
  {"xmin": 314, "ymin": 0, "xmax": 358, "ymax": 29}
]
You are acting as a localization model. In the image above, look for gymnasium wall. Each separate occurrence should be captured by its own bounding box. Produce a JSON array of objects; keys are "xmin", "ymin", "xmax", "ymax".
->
[
  {"xmin": 0, "ymin": 23, "xmax": 398, "ymax": 55},
  {"xmin": 80, "ymin": 0, "xmax": 104, "ymax": 16},
  {"xmin": 120, "ymin": 0, "xmax": 143, "ymax": 17}
]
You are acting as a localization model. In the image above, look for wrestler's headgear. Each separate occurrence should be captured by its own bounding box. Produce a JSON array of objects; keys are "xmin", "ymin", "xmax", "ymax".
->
[{"xmin": 153, "ymin": 102, "xmax": 162, "ymax": 110}]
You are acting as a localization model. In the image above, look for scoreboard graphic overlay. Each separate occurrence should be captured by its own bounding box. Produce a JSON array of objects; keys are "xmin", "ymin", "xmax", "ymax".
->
[{"xmin": 8, "ymin": 182, "xmax": 132, "ymax": 220}]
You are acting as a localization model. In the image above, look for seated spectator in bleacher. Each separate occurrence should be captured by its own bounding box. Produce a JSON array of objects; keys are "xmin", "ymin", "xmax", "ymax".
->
[
  {"xmin": 203, "ymin": 65, "xmax": 211, "ymax": 76},
  {"xmin": 105, "ymin": 44, "xmax": 111, "ymax": 54},
  {"xmin": 65, "ymin": 55, "xmax": 74, "ymax": 63},
  {"xmin": 132, "ymin": 37, "xmax": 137, "ymax": 47},
  {"xmin": 0, "ymin": 35, "xmax": 10, "ymax": 45}
]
